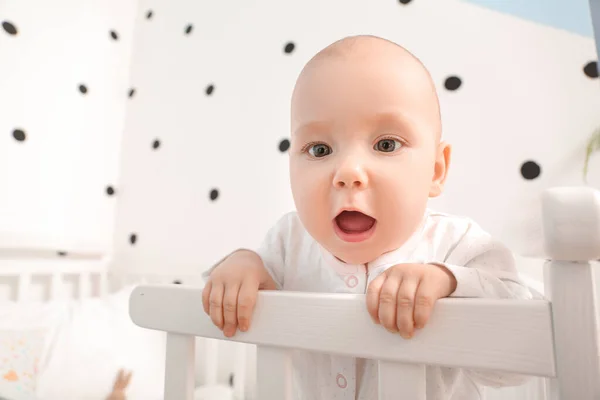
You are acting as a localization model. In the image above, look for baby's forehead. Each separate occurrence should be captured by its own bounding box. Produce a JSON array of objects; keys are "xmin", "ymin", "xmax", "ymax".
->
[
  {"xmin": 291, "ymin": 36, "xmax": 441, "ymax": 139},
  {"xmin": 293, "ymin": 44, "xmax": 435, "ymax": 103}
]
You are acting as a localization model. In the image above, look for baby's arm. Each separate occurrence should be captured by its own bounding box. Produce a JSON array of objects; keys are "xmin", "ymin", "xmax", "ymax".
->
[
  {"xmin": 201, "ymin": 213, "xmax": 292, "ymax": 336},
  {"xmin": 431, "ymin": 221, "xmax": 542, "ymax": 388},
  {"xmin": 201, "ymin": 213, "xmax": 293, "ymax": 289},
  {"xmin": 433, "ymin": 222, "xmax": 538, "ymax": 301}
]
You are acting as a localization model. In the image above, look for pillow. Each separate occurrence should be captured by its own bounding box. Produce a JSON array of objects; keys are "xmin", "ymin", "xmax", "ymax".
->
[
  {"xmin": 0, "ymin": 329, "xmax": 46, "ymax": 400},
  {"xmin": 36, "ymin": 285, "xmax": 166, "ymax": 400}
]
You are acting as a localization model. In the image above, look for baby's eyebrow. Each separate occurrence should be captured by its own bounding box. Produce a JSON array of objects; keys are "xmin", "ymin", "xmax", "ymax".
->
[
  {"xmin": 292, "ymin": 120, "xmax": 333, "ymax": 138},
  {"xmin": 369, "ymin": 110, "xmax": 413, "ymax": 129}
]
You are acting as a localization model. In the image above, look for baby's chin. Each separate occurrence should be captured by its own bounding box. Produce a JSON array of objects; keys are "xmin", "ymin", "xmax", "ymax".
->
[{"xmin": 326, "ymin": 239, "xmax": 388, "ymax": 265}]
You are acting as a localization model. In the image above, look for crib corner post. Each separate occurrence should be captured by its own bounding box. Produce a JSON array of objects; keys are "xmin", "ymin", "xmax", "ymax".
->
[
  {"xmin": 164, "ymin": 333, "xmax": 196, "ymax": 400},
  {"xmin": 541, "ymin": 187, "xmax": 600, "ymax": 399}
]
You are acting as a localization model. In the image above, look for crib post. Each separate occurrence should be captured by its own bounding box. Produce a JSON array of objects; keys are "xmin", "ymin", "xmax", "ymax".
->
[
  {"xmin": 541, "ymin": 187, "xmax": 600, "ymax": 399},
  {"xmin": 164, "ymin": 333, "xmax": 195, "ymax": 400}
]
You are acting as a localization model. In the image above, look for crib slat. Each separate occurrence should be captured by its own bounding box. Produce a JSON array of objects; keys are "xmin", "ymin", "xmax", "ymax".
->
[
  {"xmin": 257, "ymin": 346, "xmax": 292, "ymax": 400},
  {"xmin": 79, "ymin": 271, "xmax": 90, "ymax": 299},
  {"xmin": 204, "ymin": 338, "xmax": 218, "ymax": 386},
  {"xmin": 98, "ymin": 272, "xmax": 108, "ymax": 297},
  {"xmin": 378, "ymin": 361, "xmax": 425, "ymax": 400},
  {"xmin": 50, "ymin": 273, "xmax": 63, "ymax": 301},
  {"xmin": 164, "ymin": 333, "xmax": 195, "ymax": 400},
  {"xmin": 233, "ymin": 343, "xmax": 248, "ymax": 399},
  {"xmin": 17, "ymin": 273, "xmax": 31, "ymax": 302}
]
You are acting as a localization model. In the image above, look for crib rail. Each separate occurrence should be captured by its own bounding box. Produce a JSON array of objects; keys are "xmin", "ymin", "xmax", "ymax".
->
[
  {"xmin": 0, "ymin": 256, "xmax": 109, "ymax": 301},
  {"xmin": 130, "ymin": 288, "xmax": 555, "ymax": 376}
]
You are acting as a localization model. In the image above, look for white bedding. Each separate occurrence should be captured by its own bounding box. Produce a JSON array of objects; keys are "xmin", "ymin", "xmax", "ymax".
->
[{"xmin": 1, "ymin": 286, "xmax": 166, "ymax": 400}]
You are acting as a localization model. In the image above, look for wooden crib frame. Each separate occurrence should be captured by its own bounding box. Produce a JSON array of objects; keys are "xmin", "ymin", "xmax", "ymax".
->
[{"xmin": 129, "ymin": 187, "xmax": 600, "ymax": 399}]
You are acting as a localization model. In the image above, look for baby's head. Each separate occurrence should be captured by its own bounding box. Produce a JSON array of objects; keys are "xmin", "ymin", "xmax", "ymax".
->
[{"xmin": 289, "ymin": 35, "xmax": 451, "ymax": 265}]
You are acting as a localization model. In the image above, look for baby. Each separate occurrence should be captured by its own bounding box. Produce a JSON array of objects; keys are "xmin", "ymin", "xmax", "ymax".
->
[{"xmin": 202, "ymin": 35, "xmax": 533, "ymax": 399}]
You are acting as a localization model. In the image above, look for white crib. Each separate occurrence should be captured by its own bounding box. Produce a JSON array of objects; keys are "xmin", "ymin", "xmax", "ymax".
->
[
  {"xmin": 129, "ymin": 186, "xmax": 600, "ymax": 399},
  {"xmin": 0, "ymin": 247, "xmax": 233, "ymax": 399}
]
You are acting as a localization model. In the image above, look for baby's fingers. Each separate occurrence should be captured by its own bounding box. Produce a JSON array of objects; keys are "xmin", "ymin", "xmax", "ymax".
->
[
  {"xmin": 202, "ymin": 281, "xmax": 212, "ymax": 315},
  {"xmin": 413, "ymin": 281, "xmax": 437, "ymax": 330},
  {"xmin": 208, "ymin": 282, "xmax": 225, "ymax": 330},
  {"xmin": 237, "ymin": 279, "xmax": 259, "ymax": 332},
  {"xmin": 123, "ymin": 371, "xmax": 132, "ymax": 388},
  {"xmin": 366, "ymin": 274, "xmax": 386, "ymax": 324},
  {"xmin": 379, "ymin": 275, "xmax": 402, "ymax": 333},
  {"xmin": 222, "ymin": 283, "xmax": 241, "ymax": 337},
  {"xmin": 396, "ymin": 277, "xmax": 418, "ymax": 339}
]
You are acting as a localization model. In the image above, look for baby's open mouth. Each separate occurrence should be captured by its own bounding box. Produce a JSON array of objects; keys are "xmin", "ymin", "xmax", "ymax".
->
[{"xmin": 334, "ymin": 210, "xmax": 376, "ymax": 234}]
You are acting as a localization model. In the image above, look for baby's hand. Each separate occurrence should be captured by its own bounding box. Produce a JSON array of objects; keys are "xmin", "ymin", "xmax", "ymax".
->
[
  {"xmin": 106, "ymin": 369, "xmax": 132, "ymax": 400},
  {"xmin": 366, "ymin": 263, "xmax": 457, "ymax": 339},
  {"xmin": 202, "ymin": 250, "xmax": 277, "ymax": 337}
]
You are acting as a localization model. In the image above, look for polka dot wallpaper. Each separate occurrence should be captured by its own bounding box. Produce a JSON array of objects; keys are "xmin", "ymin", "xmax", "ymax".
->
[{"xmin": 1, "ymin": 0, "xmax": 599, "ymax": 277}]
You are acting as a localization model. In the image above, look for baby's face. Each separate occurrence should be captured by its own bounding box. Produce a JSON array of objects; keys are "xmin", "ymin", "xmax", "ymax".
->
[{"xmin": 289, "ymin": 40, "xmax": 450, "ymax": 265}]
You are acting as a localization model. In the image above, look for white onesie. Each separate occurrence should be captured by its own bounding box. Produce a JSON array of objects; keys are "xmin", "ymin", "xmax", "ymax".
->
[{"xmin": 205, "ymin": 209, "xmax": 537, "ymax": 400}]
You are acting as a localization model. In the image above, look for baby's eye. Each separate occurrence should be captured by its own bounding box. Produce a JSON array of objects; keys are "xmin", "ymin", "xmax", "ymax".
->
[
  {"xmin": 308, "ymin": 143, "xmax": 332, "ymax": 158},
  {"xmin": 374, "ymin": 138, "xmax": 402, "ymax": 153}
]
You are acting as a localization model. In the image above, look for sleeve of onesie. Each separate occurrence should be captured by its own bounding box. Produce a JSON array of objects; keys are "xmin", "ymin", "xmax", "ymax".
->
[
  {"xmin": 200, "ymin": 213, "xmax": 291, "ymax": 290},
  {"xmin": 429, "ymin": 220, "xmax": 544, "ymax": 388},
  {"xmin": 433, "ymin": 221, "xmax": 535, "ymax": 300}
]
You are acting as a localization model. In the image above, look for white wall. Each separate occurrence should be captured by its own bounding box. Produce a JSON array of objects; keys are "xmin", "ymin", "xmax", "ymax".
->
[
  {"xmin": 112, "ymin": 0, "xmax": 600, "ymax": 279},
  {"xmin": 0, "ymin": 0, "xmax": 139, "ymax": 256}
]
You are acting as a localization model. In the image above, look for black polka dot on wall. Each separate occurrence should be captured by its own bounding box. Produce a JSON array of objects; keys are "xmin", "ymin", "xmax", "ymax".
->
[
  {"xmin": 209, "ymin": 189, "xmax": 219, "ymax": 201},
  {"xmin": 12, "ymin": 129, "xmax": 26, "ymax": 142},
  {"xmin": 129, "ymin": 233, "xmax": 137, "ymax": 245},
  {"xmin": 584, "ymin": 61, "xmax": 599, "ymax": 78},
  {"xmin": 106, "ymin": 186, "xmax": 115, "ymax": 196},
  {"xmin": 128, "ymin": 88, "xmax": 136, "ymax": 98},
  {"xmin": 110, "ymin": 30, "xmax": 119, "ymax": 40},
  {"xmin": 79, "ymin": 84, "xmax": 88, "ymax": 94},
  {"xmin": 2, "ymin": 21, "xmax": 17, "ymax": 35},
  {"xmin": 57, "ymin": 251, "xmax": 67, "ymax": 257},
  {"xmin": 279, "ymin": 138, "xmax": 290, "ymax": 152},
  {"xmin": 444, "ymin": 76, "xmax": 462, "ymax": 91},
  {"xmin": 520, "ymin": 161, "xmax": 541, "ymax": 180},
  {"xmin": 185, "ymin": 24, "xmax": 193, "ymax": 35},
  {"xmin": 173, "ymin": 280, "xmax": 182, "ymax": 284},
  {"xmin": 284, "ymin": 42, "xmax": 295, "ymax": 54},
  {"xmin": 146, "ymin": 10, "xmax": 153, "ymax": 19},
  {"xmin": 152, "ymin": 139, "xmax": 161, "ymax": 150},
  {"xmin": 398, "ymin": 0, "xmax": 413, "ymax": 4},
  {"xmin": 205, "ymin": 84, "xmax": 215, "ymax": 96}
]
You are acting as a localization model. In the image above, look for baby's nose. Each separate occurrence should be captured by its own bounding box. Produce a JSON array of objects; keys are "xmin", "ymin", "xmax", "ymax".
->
[
  {"xmin": 333, "ymin": 163, "xmax": 369, "ymax": 189},
  {"xmin": 335, "ymin": 178, "xmax": 363, "ymax": 189}
]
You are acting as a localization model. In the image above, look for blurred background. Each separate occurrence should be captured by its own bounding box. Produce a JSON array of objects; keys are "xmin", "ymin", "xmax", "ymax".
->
[{"xmin": 0, "ymin": 0, "xmax": 598, "ymax": 399}]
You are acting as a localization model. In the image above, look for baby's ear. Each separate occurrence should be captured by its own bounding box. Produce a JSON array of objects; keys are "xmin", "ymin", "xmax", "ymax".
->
[{"xmin": 429, "ymin": 142, "xmax": 451, "ymax": 198}]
